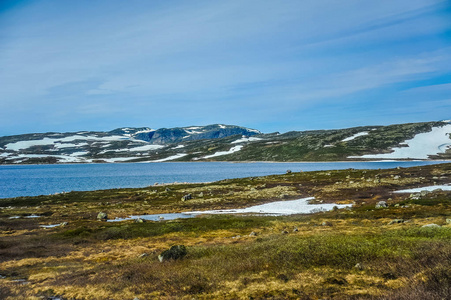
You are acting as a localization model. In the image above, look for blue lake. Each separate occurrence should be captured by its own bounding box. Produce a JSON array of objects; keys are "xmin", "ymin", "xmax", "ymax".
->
[{"xmin": 0, "ymin": 161, "xmax": 447, "ymax": 199}]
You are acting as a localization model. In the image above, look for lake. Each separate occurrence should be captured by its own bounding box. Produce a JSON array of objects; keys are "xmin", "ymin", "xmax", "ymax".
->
[{"xmin": 0, "ymin": 161, "xmax": 447, "ymax": 199}]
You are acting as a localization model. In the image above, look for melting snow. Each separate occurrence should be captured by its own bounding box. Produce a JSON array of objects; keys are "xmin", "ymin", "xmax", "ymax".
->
[
  {"xmin": 129, "ymin": 145, "xmax": 164, "ymax": 151},
  {"xmin": 149, "ymin": 153, "xmax": 188, "ymax": 162},
  {"xmin": 188, "ymin": 197, "xmax": 351, "ymax": 215},
  {"xmin": 134, "ymin": 128, "xmax": 155, "ymax": 134},
  {"xmin": 342, "ymin": 132, "xmax": 369, "ymax": 142},
  {"xmin": 231, "ymin": 136, "xmax": 262, "ymax": 144},
  {"xmin": 394, "ymin": 185, "xmax": 451, "ymax": 193},
  {"xmin": 5, "ymin": 135, "xmax": 131, "ymax": 150},
  {"xmin": 203, "ymin": 145, "xmax": 243, "ymax": 158},
  {"xmin": 349, "ymin": 124, "xmax": 451, "ymax": 159}
]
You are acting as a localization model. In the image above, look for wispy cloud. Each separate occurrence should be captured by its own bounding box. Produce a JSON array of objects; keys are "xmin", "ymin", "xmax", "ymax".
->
[{"xmin": 0, "ymin": 0, "xmax": 450, "ymax": 135}]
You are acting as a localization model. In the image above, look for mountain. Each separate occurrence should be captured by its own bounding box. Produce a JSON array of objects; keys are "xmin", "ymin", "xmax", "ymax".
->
[{"xmin": 0, "ymin": 121, "xmax": 450, "ymax": 164}]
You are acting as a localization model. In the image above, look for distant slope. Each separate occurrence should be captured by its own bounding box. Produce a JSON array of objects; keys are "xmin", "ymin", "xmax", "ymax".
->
[{"xmin": 0, "ymin": 121, "xmax": 450, "ymax": 164}]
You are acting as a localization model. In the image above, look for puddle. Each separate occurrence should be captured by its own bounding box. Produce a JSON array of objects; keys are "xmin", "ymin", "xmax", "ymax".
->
[
  {"xmin": 24, "ymin": 215, "xmax": 40, "ymax": 218},
  {"xmin": 109, "ymin": 197, "xmax": 351, "ymax": 222},
  {"xmin": 40, "ymin": 224, "xmax": 63, "ymax": 228}
]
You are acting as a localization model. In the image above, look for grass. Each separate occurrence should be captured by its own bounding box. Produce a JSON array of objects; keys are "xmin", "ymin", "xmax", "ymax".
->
[{"xmin": 0, "ymin": 163, "xmax": 450, "ymax": 299}]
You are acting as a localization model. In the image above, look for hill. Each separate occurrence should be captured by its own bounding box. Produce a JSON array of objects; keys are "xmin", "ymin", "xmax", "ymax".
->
[{"xmin": 1, "ymin": 121, "xmax": 450, "ymax": 164}]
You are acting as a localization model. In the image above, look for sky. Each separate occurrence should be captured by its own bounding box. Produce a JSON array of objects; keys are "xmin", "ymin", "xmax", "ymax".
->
[{"xmin": 1, "ymin": 0, "xmax": 451, "ymax": 136}]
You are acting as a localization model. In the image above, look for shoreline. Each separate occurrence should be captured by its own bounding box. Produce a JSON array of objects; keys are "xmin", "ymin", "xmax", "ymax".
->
[{"xmin": 1, "ymin": 159, "xmax": 451, "ymax": 167}]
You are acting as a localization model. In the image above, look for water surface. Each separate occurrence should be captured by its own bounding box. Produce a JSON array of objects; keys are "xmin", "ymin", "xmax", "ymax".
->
[{"xmin": 0, "ymin": 161, "xmax": 447, "ymax": 198}]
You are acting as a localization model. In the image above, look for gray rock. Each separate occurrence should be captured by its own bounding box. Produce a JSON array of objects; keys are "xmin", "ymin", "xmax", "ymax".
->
[
  {"xmin": 158, "ymin": 245, "xmax": 187, "ymax": 262},
  {"xmin": 375, "ymin": 201, "xmax": 387, "ymax": 209},
  {"xmin": 198, "ymin": 192, "xmax": 204, "ymax": 197},
  {"xmin": 420, "ymin": 190, "xmax": 430, "ymax": 197},
  {"xmin": 60, "ymin": 222, "xmax": 68, "ymax": 226},
  {"xmin": 446, "ymin": 218, "xmax": 451, "ymax": 225},
  {"xmin": 249, "ymin": 231, "xmax": 257, "ymax": 237},
  {"xmin": 134, "ymin": 218, "xmax": 145, "ymax": 223},
  {"xmin": 181, "ymin": 194, "xmax": 192, "ymax": 201},
  {"xmin": 422, "ymin": 224, "xmax": 441, "ymax": 228},
  {"xmin": 286, "ymin": 170, "xmax": 292, "ymax": 174},
  {"xmin": 388, "ymin": 219, "xmax": 404, "ymax": 225},
  {"xmin": 293, "ymin": 227, "xmax": 299, "ymax": 232},
  {"xmin": 97, "ymin": 212, "xmax": 108, "ymax": 221},
  {"xmin": 322, "ymin": 221, "xmax": 333, "ymax": 226},
  {"xmin": 354, "ymin": 263, "xmax": 364, "ymax": 270}
]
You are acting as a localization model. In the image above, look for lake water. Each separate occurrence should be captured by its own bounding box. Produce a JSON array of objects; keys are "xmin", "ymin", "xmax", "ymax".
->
[{"xmin": 0, "ymin": 161, "xmax": 447, "ymax": 199}]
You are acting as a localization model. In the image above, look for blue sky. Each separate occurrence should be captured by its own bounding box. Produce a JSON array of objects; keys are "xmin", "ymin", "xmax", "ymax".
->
[{"xmin": 1, "ymin": 0, "xmax": 451, "ymax": 136}]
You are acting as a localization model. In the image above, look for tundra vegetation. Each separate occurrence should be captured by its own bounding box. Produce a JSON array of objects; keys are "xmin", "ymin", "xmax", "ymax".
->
[{"xmin": 0, "ymin": 163, "xmax": 450, "ymax": 299}]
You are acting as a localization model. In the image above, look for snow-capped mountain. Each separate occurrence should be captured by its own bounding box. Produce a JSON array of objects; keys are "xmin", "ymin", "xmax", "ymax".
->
[{"xmin": 0, "ymin": 121, "xmax": 450, "ymax": 164}]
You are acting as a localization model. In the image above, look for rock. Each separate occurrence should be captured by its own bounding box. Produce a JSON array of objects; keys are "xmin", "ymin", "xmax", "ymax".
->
[
  {"xmin": 250, "ymin": 188, "xmax": 257, "ymax": 192},
  {"xmin": 134, "ymin": 218, "xmax": 145, "ymax": 223},
  {"xmin": 388, "ymin": 219, "xmax": 404, "ymax": 225},
  {"xmin": 181, "ymin": 194, "xmax": 192, "ymax": 201},
  {"xmin": 286, "ymin": 170, "xmax": 292, "ymax": 174},
  {"xmin": 138, "ymin": 253, "xmax": 148, "ymax": 258},
  {"xmin": 354, "ymin": 263, "xmax": 364, "ymax": 270},
  {"xmin": 393, "ymin": 175, "xmax": 400, "ymax": 180},
  {"xmin": 375, "ymin": 201, "xmax": 387, "ymax": 209},
  {"xmin": 446, "ymin": 218, "xmax": 451, "ymax": 225},
  {"xmin": 158, "ymin": 245, "xmax": 187, "ymax": 262},
  {"xmin": 422, "ymin": 224, "xmax": 441, "ymax": 228},
  {"xmin": 97, "ymin": 212, "xmax": 108, "ymax": 221},
  {"xmin": 420, "ymin": 190, "xmax": 430, "ymax": 197},
  {"xmin": 165, "ymin": 187, "xmax": 171, "ymax": 192},
  {"xmin": 198, "ymin": 192, "xmax": 204, "ymax": 197},
  {"xmin": 433, "ymin": 188, "xmax": 443, "ymax": 193},
  {"xmin": 249, "ymin": 232, "xmax": 257, "ymax": 237},
  {"xmin": 281, "ymin": 230, "xmax": 288, "ymax": 234},
  {"xmin": 293, "ymin": 227, "xmax": 299, "ymax": 232},
  {"xmin": 409, "ymin": 193, "xmax": 420, "ymax": 200},
  {"xmin": 60, "ymin": 222, "xmax": 68, "ymax": 226},
  {"xmin": 322, "ymin": 221, "xmax": 333, "ymax": 226},
  {"xmin": 279, "ymin": 193, "xmax": 289, "ymax": 199}
]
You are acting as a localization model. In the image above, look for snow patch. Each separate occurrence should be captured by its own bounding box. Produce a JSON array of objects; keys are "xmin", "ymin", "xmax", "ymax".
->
[
  {"xmin": 188, "ymin": 197, "xmax": 351, "ymax": 215},
  {"xmin": 231, "ymin": 136, "xmax": 262, "ymax": 144},
  {"xmin": 5, "ymin": 135, "xmax": 131, "ymax": 151},
  {"xmin": 349, "ymin": 125, "xmax": 451, "ymax": 159},
  {"xmin": 149, "ymin": 153, "xmax": 188, "ymax": 162},
  {"xmin": 203, "ymin": 145, "xmax": 243, "ymax": 158},
  {"xmin": 394, "ymin": 185, "xmax": 451, "ymax": 193},
  {"xmin": 342, "ymin": 131, "xmax": 369, "ymax": 142}
]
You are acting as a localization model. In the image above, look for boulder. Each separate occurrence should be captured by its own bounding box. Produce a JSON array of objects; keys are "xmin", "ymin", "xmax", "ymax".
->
[
  {"xmin": 286, "ymin": 170, "xmax": 292, "ymax": 174},
  {"xmin": 446, "ymin": 218, "xmax": 451, "ymax": 225},
  {"xmin": 354, "ymin": 263, "xmax": 364, "ymax": 270},
  {"xmin": 375, "ymin": 201, "xmax": 387, "ymax": 209},
  {"xmin": 388, "ymin": 219, "xmax": 404, "ymax": 225},
  {"xmin": 181, "ymin": 194, "xmax": 192, "ymax": 201},
  {"xmin": 158, "ymin": 245, "xmax": 187, "ymax": 262},
  {"xmin": 97, "ymin": 212, "xmax": 108, "ymax": 221}
]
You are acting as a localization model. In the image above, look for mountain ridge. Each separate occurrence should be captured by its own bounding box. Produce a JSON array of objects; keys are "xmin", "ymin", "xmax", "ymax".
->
[{"xmin": 0, "ymin": 121, "xmax": 450, "ymax": 164}]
